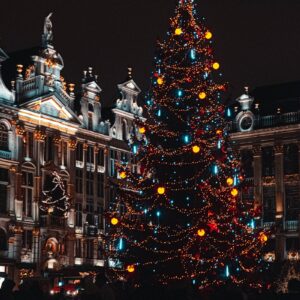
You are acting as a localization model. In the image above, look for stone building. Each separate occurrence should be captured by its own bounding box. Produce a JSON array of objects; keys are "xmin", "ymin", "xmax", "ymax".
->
[
  {"xmin": 229, "ymin": 84, "xmax": 300, "ymax": 262},
  {"xmin": 0, "ymin": 14, "xmax": 143, "ymax": 282}
]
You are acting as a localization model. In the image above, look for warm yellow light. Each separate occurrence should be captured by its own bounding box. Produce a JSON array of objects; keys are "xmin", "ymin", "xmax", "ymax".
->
[
  {"xmin": 259, "ymin": 233, "xmax": 268, "ymax": 243},
  {"xmin": 157, "ymin": 77, "xmax": 164, "ymax": 85},
  {"xmin": 197, "ymin": 229, "xmax": 206, "ymax": 237},
  {"xmin": 205, "ymin": 31, "xmax": 213, "ymax": 40},
  {"xmin": 111, "ymin": 218, "xmax": 119, "ymax": 226},
  {"xmin": 48, "ymin": 207, "xmax": 54, "ymax": 213},
  {"xmin": 175, "ymin": 28, "xmax": 183, "ymax": 35},
  {"xmin": 216, "ymin": 129, "xmax": 222, "ymax": 135},
  {"xmin": 192, "ymin": 145, "xmax": 200, "ymax": 154},
  {"xmin": 198, "ymin": 92, "xmax": 206, "ymax": 100},
  {"xmin": 231, "ymin": 188, "xmax": 238, "ymax": 197},
  {"xmin": 157, "ymin": 187, "xmax": 165, "ymax": 195},
  {"xmin": 226, "ymin": 177, "xmax": 234, "ymax": 186},
  {"xmin": 127, "ymin": 265, "xmax": 135, "ymax": 273},
  {"xmin": 120, "ymin": 171, "xmax": 127, "ymax": 179},
  {"xmin": 213, "ymin": 62, "xmax": 220, "ymax": 70},
  {"xmin": 139, "ymin": 127, "xmax": 146, "ymax": 134}
]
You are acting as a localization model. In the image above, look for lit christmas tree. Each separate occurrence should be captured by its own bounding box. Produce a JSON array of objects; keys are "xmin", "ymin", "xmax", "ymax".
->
[
  {"xmin": 40, "ymin": 171, "xmax": 70, "ymax": 218},
  {"xmin": 108, "ymin": 0, "xmax": 268, "ymax": 289}
]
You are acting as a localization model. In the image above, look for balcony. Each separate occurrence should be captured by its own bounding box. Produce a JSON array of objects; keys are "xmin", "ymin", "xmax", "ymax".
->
[{"xmin": 0, "ymin": 150, "xmax": 11, "ymax": 160}]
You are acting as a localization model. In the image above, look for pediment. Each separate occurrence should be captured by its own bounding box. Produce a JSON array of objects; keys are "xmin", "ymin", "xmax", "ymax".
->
[
  {"xmin": 22, "ymin": 96, "xmax": 81, "ymax": 123},
  {"xmin": 118, "ymin": 79, "xmax": 141, "ymax": 94},
  {"xmin": 83, "ymin": 81, "xmax": 102, "ymax": 93}
]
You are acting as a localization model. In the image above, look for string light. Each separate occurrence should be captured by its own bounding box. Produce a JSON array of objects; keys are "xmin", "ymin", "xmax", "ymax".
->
[
  {"xmin": 111, "ymin": 218, "xmax": 119, "ymax": 226},
  {"xmin": 205, "ymin": 31, "xmax": 212, "ymax": 39}
]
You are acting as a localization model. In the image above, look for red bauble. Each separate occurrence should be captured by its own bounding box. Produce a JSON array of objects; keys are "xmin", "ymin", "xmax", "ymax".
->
[{"xmin": 154, "ymin": 72, "xmax": 159, "ymax": 78}]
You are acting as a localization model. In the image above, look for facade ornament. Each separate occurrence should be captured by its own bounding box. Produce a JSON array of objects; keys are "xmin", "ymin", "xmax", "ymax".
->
[
  {"xmin": 274, "ymin": 144, "xmax": 284, "ymax": 154},
  {"xmin": 42, "ymin": 13, "xmax": 54, "ymax": 48},
  {"xmin": 68, "ymin": 138, "xmax": 77, "ymax": 151},
  {"xmin": 83, "ymin": 141, "xmax": 88, "ymax": 151},
  {"xmin": 252, "ymin": 145, "xmax": 262, "ymax": 156},
  {"xmin": 15, "ymin": 124, "xmax": 25, "ymax": 136},
  {"xmin": 53, "ymin": 134, "xmax": 61, "ymax": 145},
  {"xmin": 34, "ymin": 127, "xmax": 46, "ymax": 141}
]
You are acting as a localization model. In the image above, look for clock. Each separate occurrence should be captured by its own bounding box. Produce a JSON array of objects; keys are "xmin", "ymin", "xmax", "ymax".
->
[{"xmin": 236, "ymin": 112, "xmax": 254, "ymax": 132}]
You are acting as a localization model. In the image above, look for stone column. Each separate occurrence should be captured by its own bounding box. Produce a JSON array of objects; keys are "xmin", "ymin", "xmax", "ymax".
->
[
  {"xmin": 66, "ymin": 233, "xmax": 75, "ymax": 266},
  {"xmin": 252, "ymin": 145, "xmax": 262, "ymax": 221},
  {"xmin": 83, "ymin": 142, "xmax": 88, "ymax": 215},
  {"xmin": 53, "ymin": 135, "xmax": 61, "ymax": 167},
  {"xmin": 9, "ymin": 166, "xmax": 17, "ymax": 216},
  {"xmin": 13, "ymin": 228, "xmax": 23, "ymax": 261},
  {"xmin": 274, "ymin": 144, "xmax": 285, "ymax": 261}
]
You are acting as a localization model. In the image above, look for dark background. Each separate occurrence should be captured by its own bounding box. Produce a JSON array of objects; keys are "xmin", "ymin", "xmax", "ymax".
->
[{"xmin": 1, "ymin": 0, "xmax": 300, "ymax": 106}]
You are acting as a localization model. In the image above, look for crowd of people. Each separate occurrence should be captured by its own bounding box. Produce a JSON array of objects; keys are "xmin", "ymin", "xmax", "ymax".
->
[{"xmin": 0, "ymin": 274, "xmax": 300, "ymax": 300}]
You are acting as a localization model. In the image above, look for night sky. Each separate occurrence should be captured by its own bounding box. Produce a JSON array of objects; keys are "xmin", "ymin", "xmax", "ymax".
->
[{"xmin": 1, "ymin": 0, "xmax": 300, "ymax": 107}]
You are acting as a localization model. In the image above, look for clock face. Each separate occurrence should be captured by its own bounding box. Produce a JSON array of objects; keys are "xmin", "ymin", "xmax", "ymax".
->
[{"xmin": 240, "ymin": 115, "xmax": 253, "ymax": 131}]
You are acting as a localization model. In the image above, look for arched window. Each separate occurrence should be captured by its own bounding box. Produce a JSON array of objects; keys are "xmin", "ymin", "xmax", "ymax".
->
[
  {"xmin": 0, "ymin": 228, "xmax": 7, "ymax": 251},
  {"xmin": 0, "ymin": 123, "xmax": 8, "ymax": 151}
]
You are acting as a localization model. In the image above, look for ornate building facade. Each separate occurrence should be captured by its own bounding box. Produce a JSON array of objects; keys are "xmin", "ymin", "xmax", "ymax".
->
[
  {"xmin": 0, "ymin": 14, "xmax": 143, "ymax": 282},
  {"xmin": 229, "ymin": 84, "xmax": 300, "ymax": 263}
]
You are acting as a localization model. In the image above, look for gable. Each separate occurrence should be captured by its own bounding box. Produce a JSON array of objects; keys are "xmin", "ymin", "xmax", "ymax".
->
[{"xmin": 22, "ymin": 96, "xmax": 80, "ymax": 123}]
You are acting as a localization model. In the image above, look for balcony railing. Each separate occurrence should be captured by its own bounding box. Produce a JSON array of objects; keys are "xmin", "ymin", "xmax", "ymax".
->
[
  {"xmin": 0, "ymin": 150, "xmax": 11, "ymax": 160},
  {"xmin": 229, "ymin": 111, "xmax": 300, "ymax": 132}
]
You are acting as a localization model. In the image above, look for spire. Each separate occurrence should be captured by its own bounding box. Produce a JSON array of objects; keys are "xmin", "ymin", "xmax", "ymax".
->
[{"xmin": 42, "ymin": 13, "xmax": 54, "ymax": 48}]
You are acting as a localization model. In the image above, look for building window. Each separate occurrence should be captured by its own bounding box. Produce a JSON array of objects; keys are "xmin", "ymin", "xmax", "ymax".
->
[
  {"xmin": 76, "ymin": 143, "xmax": 83, "ymax": 161},
  {"xmin": 86, "ymin": 200, "xmax": 94, "ymax": 226},
  {"xmin": 75, "ymin": 203, "xmax": 82, "ymax": 227},
  {"xmin": 122, "ymin": 120, "xmax": 127, "ymax": 141},
  {"xmin": 284, "ymin": 144, "xmax": 299, "ymax": 175},
  {"xmin": 86, "ymin": 240, "xmax": 94, "ymax": 259},
  {"xmin": 97, "ymin": 173, "xmax": 104, "ymax": 198},
  {"xmin": 262, "ymin": 147, "xmax": 274, "ymax": 177},
  {"xmin": 22, "ymin": 171, "xmax": 34, "ymax": 217},
  {"xmin": 0, "ymin": 229, "xmax": 7, "ymax": 251},
  {"xmin": 87, "ymin": 146, "xmax": 94, "ymax": 164},
  {"xmin": 97, "ymin": 205, "xmax": 104, "ymax": 229},
  {"xmin": 97, "ymin": 148, "xmax": 104, "ymax": 166},
  {"xmin": 0, "ymin": 123, "xmax": 8, "ymax": 151},
  {"xmin": 0, "ymin": 169, "xmax": 8, "ymax": 214},
  {"xmin": 44, "ymin": 136, "xmax": 53, "ymax": 162},
  {"xmin": 75, "ymin": 239, "xmax": 81, "ymax": 257},
  {"xmin": 285, "ymin": 183, "xmax": 300, "ymax": 220},
  {"xmin": 241, "ymin": 149, "xmax": 253, "ymax": 178},
  {"xmin": 110, "ymin": 150, "xmax": 118, "ymax": 177},
  {"xmin": 263, "ymin": 186, "xmax": 276, "ymax": 222},
  {"xmin": 22, "ymin": 230, "xmax": 32, "ymax": 250},
  {"xmin": 75, "ymin": 169, "xmax": 83, "ymax": 194},
  {"xmin": 86, "ymin": 171, "xmax": 94, "ymax": 196}
]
